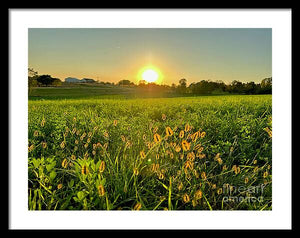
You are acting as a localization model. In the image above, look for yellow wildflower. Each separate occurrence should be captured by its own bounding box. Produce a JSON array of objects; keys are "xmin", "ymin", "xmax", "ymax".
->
[
  {"xmin": 154, "ymin": 133, "xmax": 161, "ymax": 143},
  {"xmin": 183, "ymin": 193, "xmax": 190, "ymax": 203},
  {"xmin": 57, "ymin": 184, "xmax": 63, "ymax": 190},
  {"xmin": 133, "ymin": 202, "xmax": 142, "ymax": 210},
  {"xmin": 98, "ymin": 184, "xmax": 105, "ymax": 196},
  {"xmin": 165, "ymin": 126, "xmax": 174, "ymax": 137},
  {"xmin": 99, "ymin": 161, "xmax": 105, "ymax": 173},
  {"xmin": 179, "ymin": 130, "xmax": 184, "ymax": 138},
  {"xmin": 182, "ymin": 140, "xmax": 190, "ymax": 151}
]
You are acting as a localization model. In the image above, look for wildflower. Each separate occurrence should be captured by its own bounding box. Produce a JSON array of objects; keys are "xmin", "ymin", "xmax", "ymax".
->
[
  {"xmin": 194, "ymin": 143, "xmax": 202, "ymax": 151},
  {"xmin": 183, "ymin": 193, "xmax": 190, "ymax": 203},
  {"xmin": 143, "ymin": 134, "xmax": 147, "ymax": 141},
  {"xmin": 217, "ymin": 188, "xmax": 223, "ymax": 195},
  {"xmin": 71, "ymin": 154, "xmax": 76, "ymax": 160},
  {"xmin": 33, "ymin": 130, "xmax": 39, "ymax": 137},
  {"xmin": 103, "ymin": 143, "xmax": 108, "ymax": 149},
  {"xmin": 98, "ymin": 184, "xmax": 105, "ymax": 197},
  {"xmin": 57, "ymin": 184, "xmax": 63, "ymax": 190},
  {"xmin": 193, "ymin": 169, "xmax": 199, "ymax": 178},
  {"xmin": 253, "ymin": 160, "xmax": 257, "ymax": 165},
  {"xmin": 154, "ymin": 133, "xmax": 161, "ymax": 143},
  {"xmin": 184, "ymin": 160, "xmax": 194, "ymax": 170},
  {"xmin": 263, "ymin": 171, "xmax": 269, "ymax": 178},
  {"xmin": 81, "ymin": 165, "xmax": 89, "ymax": 175},
  {"xmin": 113, "ymin": 120, "xmax": 118, "ymax": 126},
  {"xmin": 156, "ymin": 154, "xmax": 160, "ymax": 160},
  {"xmin": 200, "ymin": 131, "xmax": 206, "ymax": 138},
  {"xmin": 71, "ymin": 128, "xmax": 76, "ymax": 134},
  {"xmin": 178, "ymin": 182, "xmax": 183, "ymax": 191},
  {"xmin": 133, "ymin": 168, "xmax": 139, "ymax": 176},
  {"xmin": 28, "ymin": 144, "xmax": 34, "ymax": 152},
  {"xmin": 201, "ymin": 171, "xmax": 207, "ymax": 180},
  {"xmin": 87, "ymin": 131, "xmax": 92, "ymax": 137},
  {"xmin": 185, "ymin": 124, "xmax": 190, "ymax": 132},
  {"xmin": 244, "ymin": 177, "xmax": 249, "ymax": 184},
  {"xmin": 60, "ymin": 141, "xmax": 65, "ymax": 149},
  {"xmin": 153, "ymin": 126, "xmax": 158, "ymax": 133},
  {"xmin": 140, "ymin": 150, "xmax": 146, "ymax": 159},
  {"xmin": 84, "ymin": 143, "xmax": 89, "ymax": 149},
  {"xmin": 211, "ymin": 184, "xmax": 217, "ymax": 189},
  {"xmin": 197, "ymin": 153, "xmax": 206, "ymax": 159},
  {"xmin": 103, "ymin": 131, "xmax": 109, "ymax": 139},
  {"xmin": 40, "ymin": 119, "xmax": 45, "ymax": 127},
  {"xmin": 187, "ymin": 152, "xmax": 195, "ymax": 161},
  {"xmin": 165, "ymin": 126, "xmax": 174, "ymax": 137},
  {"xmin": 133, "ymin": 202, "xmax": 142, "ymax": 210},
  {"xmin": 75, "ymin": 140, "xmax": 79, "ymax": 145},
  {"xmin": 62, "ymin": 159, "xmax": 68, "ymax": 168},
  {"xmin": 158, "ymin": 172, "xmax": 165, "ymax": 180},
  {"xmin": 216, "ymin": 157, "xmax": 223, "ymax": 165},
  {"xmin": 73, "ymin": 117, "xmax": 76, "ymax": 122},
  {"xmin": 162, "ymin": 114, "xmax": 167, "ymax": 121},
  {"xmin": 175, "ymin": 145, "xmax": 181, "ymax": 152},
  {"xmin": 197, "ymin": 147, "xmax": 204, "ymax": 154},
  {"xmin": 264, "ymin": 127, "xmax": 272, "ymax": 138},
  {"xmin": 179, "ymin": 130, "xmax": 184, "ymax": 138},
  {"xmin": 194, "ymin": 190, "xmax": 203, "ymax": 200},
  {"xmin": 182, "ymin": 140, "xmax": 190, "ymax": 151},
  {"xmin": 93, "ymin": 143, "xmax": 97, "ymax": 150},
  {"xmin": 99, "ymin": 161, "xmax": 105, "ymax": 173},
  {"xmin": 151, "ymin": 163, "xmax": 156, "ymax": 172},
  {"xmin": 121, "ymin": 135, "xmax": 126, "ymax": 142},
  {"xmin": 222, "ymin": 165, "xmax": 228, "ymax": 171},
  {"xmin": 42, "ymin": 142, "xmax": 47, "ymax": 149},
  {"xmin": 191, "ymin": 131, "xmax": 200, "ymax": 142}
]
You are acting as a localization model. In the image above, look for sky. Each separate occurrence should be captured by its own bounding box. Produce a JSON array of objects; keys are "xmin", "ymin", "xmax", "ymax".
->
[{"xmin": 28, "ymin": 28, "xmax": 272, "ymax": 85}]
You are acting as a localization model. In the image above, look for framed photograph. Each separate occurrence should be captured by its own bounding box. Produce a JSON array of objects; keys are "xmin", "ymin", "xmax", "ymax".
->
[{"xmin": 9, "ymin": 9, "xmax": 292, "ymax": 230}]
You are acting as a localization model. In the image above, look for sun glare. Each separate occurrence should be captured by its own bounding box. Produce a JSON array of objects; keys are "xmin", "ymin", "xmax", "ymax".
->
[{"xmin": 142, "ymin": 69, "xmax": 159, "ymax": 83}]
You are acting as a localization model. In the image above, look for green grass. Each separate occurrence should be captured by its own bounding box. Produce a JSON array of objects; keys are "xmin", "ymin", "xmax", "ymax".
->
[{"xmin": 28, "ymin": 95, "xmax": 272, "ymax": 210}]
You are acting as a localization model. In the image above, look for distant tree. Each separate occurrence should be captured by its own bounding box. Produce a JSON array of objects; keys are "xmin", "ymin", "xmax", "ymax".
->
[
  {"xmin": 177, "ymin": 78, "xmax": 187, "ymax": 94},
  {"xmin": 118, "ymin": 79, "xmax": 134, "ymax": 86},
  {"xmin": 244, "ymin": 81, "xmax": 257, "ymax": 94},
  {"xmin": 52, "ymin": 78, "xmax": 62, "ymax": 86},
  {"xmin": 260, "ymin": 77, "xmax": 272, "ymax": 94},
  {"xmin": 230, "ymin": 80, "xmax": 244, "ymax": 93},
  {"xmin": 36, "ymin": 75, "xmax": 54, "ymax": 87},
  {"xmin": 138, "ymin": 80, "xmax": 147, "ymax": 87},
  {"xmin": 28, "ymin": 68, "xmax": 38, "ymax": 94}
]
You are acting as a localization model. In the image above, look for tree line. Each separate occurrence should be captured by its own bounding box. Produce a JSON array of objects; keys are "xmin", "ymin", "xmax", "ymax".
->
[
  {"xmin": 117, "ymin": 77, "xmax": 272, "ymax": 95},
  {"xmin": 28, "ymin": 68, "xmax": 271, "ymax": 95}
]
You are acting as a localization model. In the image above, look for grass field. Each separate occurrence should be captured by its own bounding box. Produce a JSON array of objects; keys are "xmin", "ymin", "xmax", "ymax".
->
[{"xmin": 28, "ymin": 94, "xmax": 272, "ymax": 210}]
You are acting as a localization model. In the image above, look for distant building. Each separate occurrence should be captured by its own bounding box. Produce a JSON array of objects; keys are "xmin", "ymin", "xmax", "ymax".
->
[
  {"xmin": 81, "ymin": 78, "xmax": 96, "ymax": 83},
  {"xmin": 65, "ymin": 77, "xmax": 96, "ymax": 83},
  {"xmin": 65, "ymin": 77, "xmax": 81, "ymax": 83}
]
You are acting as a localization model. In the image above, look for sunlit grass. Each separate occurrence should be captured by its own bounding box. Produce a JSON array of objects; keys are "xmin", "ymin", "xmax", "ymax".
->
[{"xmin": 28, "ymin": 95, "xmax": 272, "ymax": 210}]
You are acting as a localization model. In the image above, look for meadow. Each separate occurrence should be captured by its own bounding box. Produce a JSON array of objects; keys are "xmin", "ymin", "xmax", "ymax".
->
[{"xmin": 28, "ymin": 95, "xmax": 272, "ymax": 210}]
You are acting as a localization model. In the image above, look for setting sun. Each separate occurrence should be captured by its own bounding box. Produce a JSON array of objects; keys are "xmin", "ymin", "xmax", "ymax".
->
[
  {"xmin": 138, "ymin": 66, "xmax": 163, "ymax": 84},
  {"xmin": 142, "ymin": 69, "xmax": 159, "ymax": 83}
]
